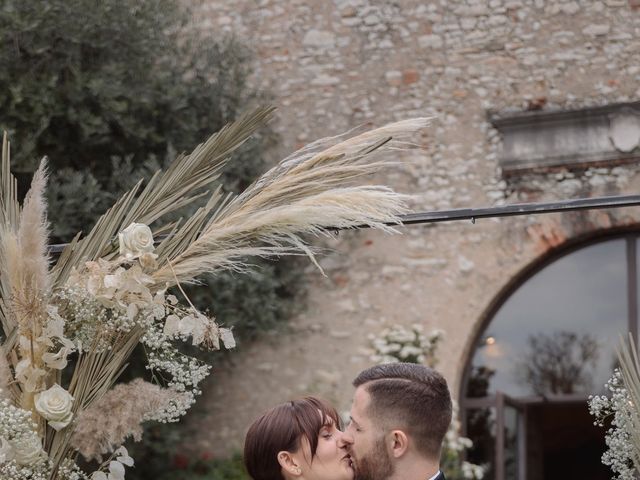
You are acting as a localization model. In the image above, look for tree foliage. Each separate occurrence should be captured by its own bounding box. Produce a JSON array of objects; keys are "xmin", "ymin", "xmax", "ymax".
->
[
  {"xmin": 0, "ymin": 0, "xmax": 276, "ymax": 238},
  {"xmin": 516, "ymin": 330, "xmax": 600, "ymax": 395}
]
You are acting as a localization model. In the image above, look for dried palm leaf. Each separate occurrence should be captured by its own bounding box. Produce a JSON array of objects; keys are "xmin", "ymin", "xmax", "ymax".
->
[
  {"xmin": 0, "ymin": 132, "xmax": 20, "ymax": 229},
  {"xmin": 0, "ymin": 133, "xmax": 20, "ymax": 336},
  {"xmin": 51, "ymin": 106, "xmax": 275, "ymax": 288},
  {"xmin": 0, "ymin": 345, "xmax": 12, "ymax": 399}
]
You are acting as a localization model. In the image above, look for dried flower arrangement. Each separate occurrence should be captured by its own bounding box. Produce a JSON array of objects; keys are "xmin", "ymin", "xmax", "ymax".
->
[
  {"xmin": 589, "ymin": 335, "xmax": 640, "ymax": 480},
  {"xmin": 0, "ymin": 107, "xmax": 428, "ymax": 479}
]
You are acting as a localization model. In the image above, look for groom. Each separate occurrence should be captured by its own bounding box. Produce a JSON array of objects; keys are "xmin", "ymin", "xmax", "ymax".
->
[{"xmin": 339, "ymin": 363, "xmax": 452, "ymax": 480}]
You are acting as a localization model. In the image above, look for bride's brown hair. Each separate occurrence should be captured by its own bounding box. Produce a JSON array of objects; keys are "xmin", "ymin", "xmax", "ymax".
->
[{"xmin": 244, "ymin": 396, "xmax": 342, "ymax": 480}]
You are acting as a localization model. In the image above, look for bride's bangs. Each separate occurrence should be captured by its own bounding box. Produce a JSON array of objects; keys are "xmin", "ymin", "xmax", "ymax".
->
[{"xmin": 291, "ymin": 396, "xmax": 341, "ymax": 457}]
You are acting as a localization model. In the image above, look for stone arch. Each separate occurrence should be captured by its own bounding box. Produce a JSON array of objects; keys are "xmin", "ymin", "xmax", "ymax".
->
[
  {"xmin": 455, "ymin": 217, "xmax": 640, "ymax": 479},
  {"xmin": 456, "ymin": 218, "xmax": 640, "ymax": 397}
]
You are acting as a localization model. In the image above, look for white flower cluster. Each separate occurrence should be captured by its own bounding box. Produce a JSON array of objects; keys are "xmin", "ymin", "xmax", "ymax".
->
[
  {"xmin": 589, "ymin": 369, "xmax": 636, "ymax": 480},
  {"xmin": 62, "ymin": 253, "xmax": 163, "ymax": 345},
  {"xmin": 368, "ymin": 325, "xmax": 485, "ymax": 480},
  {"xmin": 0, "ymin": 461, "xmax": 51, "ymax": 480},
  {"xmin": 0, "ymin": 395, "xmax": 46, "ymax": 466},
  {"xmin": 0, "ymin": 460, "xmax": 89, "ymax": 480},
  {"xmin": 53, "ymin": 223, "xmax": 236, "ymax": 428},
  {"xmin": 368, "ymin": 324, "xmax": 443, "ymax": 365},
  {"xmin": 0, "ymin": 394, "xmax": 83, "ymax": 479},
  {"xmin": 141, "ymin": 322, "xmax": 212, "ymax": 422},
  {"xmin": 0, "ymin": 455, "xmax": 90, "ymax": 480},
  {"xmin": 461, "ymin": 461, "xmax": 486, "ymax": 480},
  {"xmin": 443, "ymin": 400, "xmax": 485, "ymax": 480}
]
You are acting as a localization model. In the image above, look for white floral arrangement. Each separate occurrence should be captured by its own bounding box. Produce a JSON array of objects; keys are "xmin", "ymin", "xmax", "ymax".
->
[
  {"xmin": 0, "ymin": 108, "xmax": 429, "ymax": 479},
  {"xmin": 368, "ymin": 324, "xmax": 485, "ymax": 480},
  {"xmin": 589, "ymin": 335, "xmax": 640, "ymax": 480},
  {"xmin": 368, "ymin": 324, "xmax": 443, "ymax": 365}
]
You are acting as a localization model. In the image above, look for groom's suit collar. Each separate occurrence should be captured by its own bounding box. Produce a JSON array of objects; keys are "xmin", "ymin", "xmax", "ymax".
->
[{"xmin": 429, "ymin": 471, "xmax": 445, "ymax": 480}]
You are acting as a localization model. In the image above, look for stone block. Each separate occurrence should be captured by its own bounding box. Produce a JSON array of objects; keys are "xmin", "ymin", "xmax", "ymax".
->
[
  {"xmin": 418, "ymin": 34, "xmax": 443, "ymax": 49},
  {"xmin": 582, "ymin": 24, "xmax": 611, "ymax": 36},
  {"xmin": 560, "ymin": 1, "xmax": 580, "ymax": 14},
  {"xmin": 385, "ymin": 70, "xmax": 402, "ymax": 86},
  {"xmin": 302, "ymin": 29, "xmax": 336, "ymax": 48},
  {"xmin": 402, "ymin": 69, "xmax": 419, "ymax": 85},
  {"xmin": 340, "ymin": 6, "xmax": 357, "ymax": 17}
]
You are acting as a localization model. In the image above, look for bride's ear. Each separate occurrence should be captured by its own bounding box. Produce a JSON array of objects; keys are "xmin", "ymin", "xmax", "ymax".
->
[{"xmin": 277, "ymin": 450, "xmax": 303, "ymax": 477}]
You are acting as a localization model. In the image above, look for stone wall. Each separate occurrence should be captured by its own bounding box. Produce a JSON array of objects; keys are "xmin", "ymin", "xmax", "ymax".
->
[{"xmin": 183, "ymin": 0, "xmax": 640, "ymax": 455}]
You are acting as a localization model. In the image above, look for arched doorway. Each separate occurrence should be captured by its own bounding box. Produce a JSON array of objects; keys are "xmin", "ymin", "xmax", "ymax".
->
[{"xmin": 461, "ymin": 232, "xmax": 638, "ymax": 480}]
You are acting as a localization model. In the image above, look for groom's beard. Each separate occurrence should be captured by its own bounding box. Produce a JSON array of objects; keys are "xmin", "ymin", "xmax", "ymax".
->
[{"xmin": 354, "ymin": 436, "xmax": 394, "ymax": 480}]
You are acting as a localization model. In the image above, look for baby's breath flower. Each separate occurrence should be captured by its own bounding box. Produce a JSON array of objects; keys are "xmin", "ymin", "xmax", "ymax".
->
[{"xmin": 589, "ymin": 369, "xmax": 637, "ymax": 480}]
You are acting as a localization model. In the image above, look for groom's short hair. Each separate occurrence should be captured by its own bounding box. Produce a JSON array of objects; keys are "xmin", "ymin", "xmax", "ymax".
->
[{"xmin": 353, "ymin": 363, "xmax": 452, "ymax": 460}]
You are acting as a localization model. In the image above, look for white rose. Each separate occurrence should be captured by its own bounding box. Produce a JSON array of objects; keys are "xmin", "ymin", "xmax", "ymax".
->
[
  {"xmin": 34, "ymin": 384, "xmax": 74, "ymax": 431},
  {"xmin": 11, "ymin": 433, "xmax": 45, "ymax": 465},
  {"xmin": 118, "ymin": 223, "xmax": 155, "ymax": 260}
]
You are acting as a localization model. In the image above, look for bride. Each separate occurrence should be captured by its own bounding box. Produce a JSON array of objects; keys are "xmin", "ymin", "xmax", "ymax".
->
[{"xmin": 244, "ymin": 396, "xmax": 354, "ymax": 480}]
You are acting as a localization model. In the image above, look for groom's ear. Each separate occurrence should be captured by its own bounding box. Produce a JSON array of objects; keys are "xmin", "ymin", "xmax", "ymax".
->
[
  {"xmin": 389, "ymin": 429, "xmax": 409, "ymax": 458},
  {"xmin": 277, "ymin": 450, "xmax": 302, "ymax": 477}
]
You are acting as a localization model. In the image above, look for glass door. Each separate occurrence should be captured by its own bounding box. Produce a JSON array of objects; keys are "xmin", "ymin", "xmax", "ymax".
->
[
  {"xmin": 495, "ymin": 391, "xmax": 525, "ymax": 480},
  {"xmin": 461, "ymin": 391, "xmax": 525, "ymax": 480}
]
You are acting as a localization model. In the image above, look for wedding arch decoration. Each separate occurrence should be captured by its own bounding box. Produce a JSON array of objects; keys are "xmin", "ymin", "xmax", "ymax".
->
[
  {"xmin": 0, "ymin": 107, "xmax": 428, "ymax": 479},
  {"xmin": 589, "ymin": 335, "xmax": 640, "ymax": 480}
]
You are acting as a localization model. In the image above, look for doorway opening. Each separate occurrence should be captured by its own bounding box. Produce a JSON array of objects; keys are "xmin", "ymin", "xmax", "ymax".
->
[
  {"xmin": 462, "ymin": 233, "xmax": 637, "ymax": 479},
  {"xmin": 525, "ymin": 401, "xmax": 608, "ymax": 480}
]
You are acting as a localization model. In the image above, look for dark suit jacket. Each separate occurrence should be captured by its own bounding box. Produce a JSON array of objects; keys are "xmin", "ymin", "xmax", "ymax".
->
[{"xmin": 433, "ymin": 472, "xmax": 446, "ymax": 480}]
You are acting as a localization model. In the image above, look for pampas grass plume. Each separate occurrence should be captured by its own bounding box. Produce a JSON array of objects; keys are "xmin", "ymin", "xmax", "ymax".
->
[
  {"xmin": 152, "ymin": 118, "xmax": 429, "ymax": 285},
  {"xmin": 70, "ymin": 379, "xmax": 180, "ymax": 461},
  {"xmin": 18, "ymin": 157, "xmax": 51, "ymax": 294}
]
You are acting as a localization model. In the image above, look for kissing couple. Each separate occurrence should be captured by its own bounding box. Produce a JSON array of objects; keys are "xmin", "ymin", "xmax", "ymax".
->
[{"xmin": 243, "ymin": 363, "xmax": 451, "ymax": 480}]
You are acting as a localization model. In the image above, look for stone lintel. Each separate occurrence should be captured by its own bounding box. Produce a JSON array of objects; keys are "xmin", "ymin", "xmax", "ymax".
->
[{"xmin": 490, "ymin": 102, "xmax": 640, "ymax": 174}]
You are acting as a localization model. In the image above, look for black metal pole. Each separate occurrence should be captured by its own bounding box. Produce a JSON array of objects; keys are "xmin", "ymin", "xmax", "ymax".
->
[
  {"xmin": 47, "ymin": 194, "xmax": 640, "ymax": 254},
  {"xmin": 396, "ymin": 194, "xmax": 640, "ymax": 225}
]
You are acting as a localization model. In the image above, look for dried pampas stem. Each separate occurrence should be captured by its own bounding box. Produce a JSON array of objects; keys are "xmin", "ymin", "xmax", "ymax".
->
[{"xmin": 152, "ymin": 118, "xmax": 429, "ymax": 285}]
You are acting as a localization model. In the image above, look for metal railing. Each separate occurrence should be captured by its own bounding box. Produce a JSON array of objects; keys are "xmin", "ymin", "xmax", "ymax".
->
[{"xmin": 47, "ymin": 194, "xmax": 640, "ymax": 254}]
